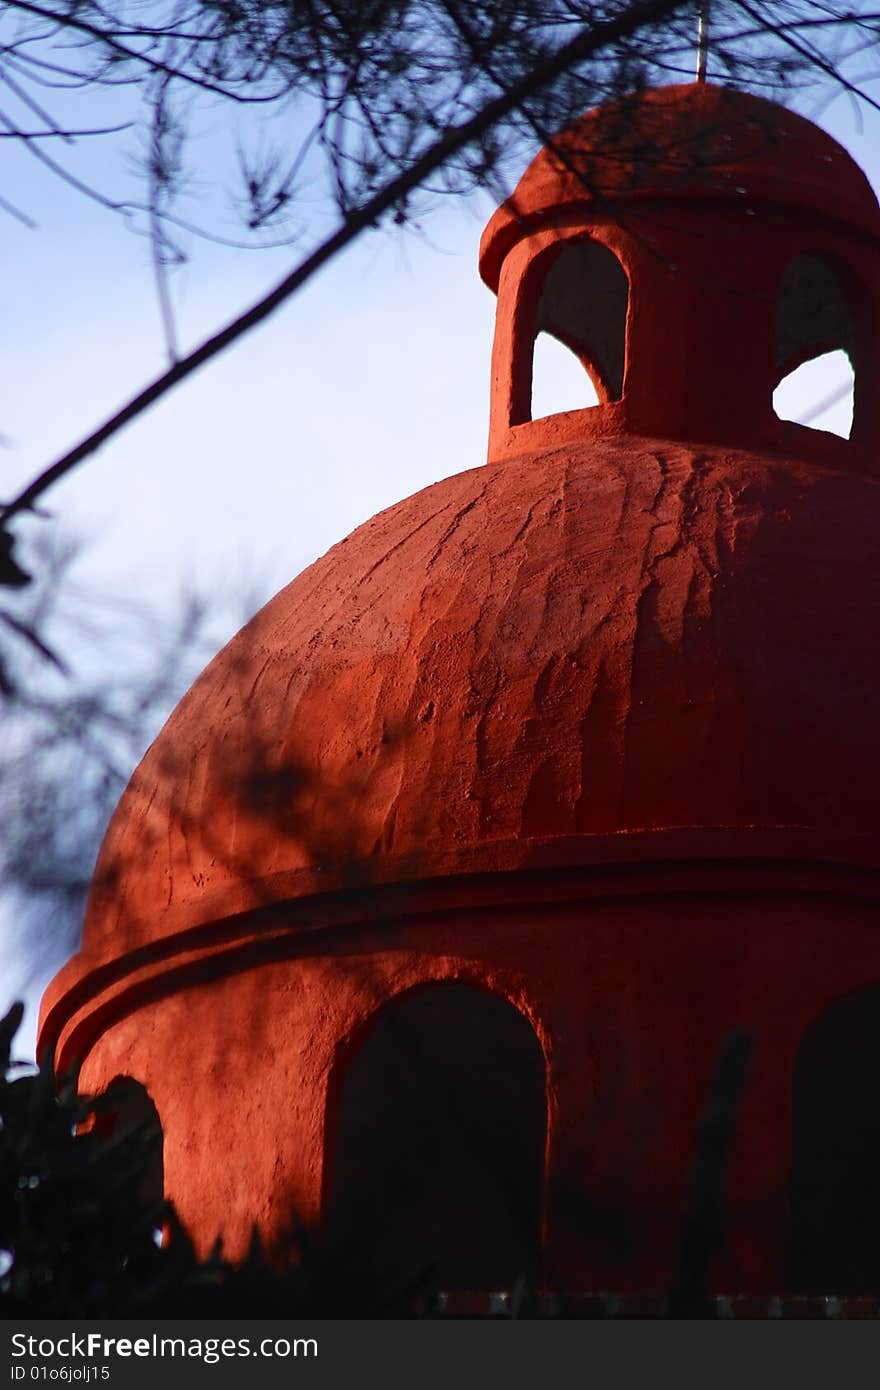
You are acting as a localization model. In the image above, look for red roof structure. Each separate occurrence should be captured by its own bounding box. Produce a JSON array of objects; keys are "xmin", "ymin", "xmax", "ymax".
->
[{"xmin": 41, "ymin": 83, "xmax": 880, "ymax": 1304}]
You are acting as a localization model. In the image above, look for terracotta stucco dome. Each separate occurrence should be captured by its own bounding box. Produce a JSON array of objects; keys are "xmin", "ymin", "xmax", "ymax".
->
[
  {"xmin": 39, "ymin": 79, "xmax": 879, "ymax": 999},
  {"xmin": 79, "ymin": 434, "xmax": 880, "ymax": 959},
  {"xmin": 37, "ymin": 84, "xmax": 880, "ymax": 1299},
  {"xmin": 480, "ymin": 82, "xmax": 880, "ymax": 290}
]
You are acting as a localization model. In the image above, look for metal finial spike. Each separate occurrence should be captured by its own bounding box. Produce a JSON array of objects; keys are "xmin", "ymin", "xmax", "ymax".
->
[{"xmin": 696, "ymin": 0, "xmax": 710, "ymax": 82}]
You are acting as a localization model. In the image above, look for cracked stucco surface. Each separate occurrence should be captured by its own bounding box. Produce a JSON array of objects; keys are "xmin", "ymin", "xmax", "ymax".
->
[{"xmin": 84, "ymin": 434, "xmax": 880, "ymax": 951}]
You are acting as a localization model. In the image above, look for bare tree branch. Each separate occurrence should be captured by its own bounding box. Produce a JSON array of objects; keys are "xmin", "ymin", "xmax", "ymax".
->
[
  {"xmin": 6, "ymin": 0, "xmax": 291, "ymax": 103},
  {"xmin": 0, "ymin": 0, "xmax": 692, "ymax": 526},
  {"xmin": 730, "ymin": 0, "xmax": 880, "ymax": 113}
]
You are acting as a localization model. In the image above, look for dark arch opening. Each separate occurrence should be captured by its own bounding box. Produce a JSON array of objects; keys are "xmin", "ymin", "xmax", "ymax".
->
[
  {"xmin": 788, "ymin": 987, "xmax": 880, "ymax": 1294},
  {"xmin": 773, "ymin": 255, "xmax": 856, "ymax": 440},
  {"xmin": 530, "ymin": 239, "xmax": 628, "ymax": 419},
  {"xmin": 325, "ymin": 983, "xmax": 547, "ymax": 1293}
]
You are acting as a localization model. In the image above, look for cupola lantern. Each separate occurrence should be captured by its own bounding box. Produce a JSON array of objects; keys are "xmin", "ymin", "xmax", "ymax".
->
[{"xmin": 483, "ymin": 83, "xmax": 877, "ymax": 461}]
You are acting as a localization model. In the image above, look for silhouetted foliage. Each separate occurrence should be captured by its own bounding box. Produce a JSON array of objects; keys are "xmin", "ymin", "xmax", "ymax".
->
[
  {"xmin": 2, "ymin": 1, "xmax": 875, "ymax": 246},
  {"xmin": 0, "ymin": 1002, "xmax": 382, "ymax": 1315}
]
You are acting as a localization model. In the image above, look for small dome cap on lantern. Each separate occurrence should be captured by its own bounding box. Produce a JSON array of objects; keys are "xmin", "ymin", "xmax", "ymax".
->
[{"xmin": 479, "ymin": 83, "xmax": 880, "ymax": 293}]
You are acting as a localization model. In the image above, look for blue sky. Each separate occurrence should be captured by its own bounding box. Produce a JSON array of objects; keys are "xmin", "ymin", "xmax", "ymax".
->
[{"xmin": 2, "ymin": 70, "xmax": 879, "ymax": 1054}]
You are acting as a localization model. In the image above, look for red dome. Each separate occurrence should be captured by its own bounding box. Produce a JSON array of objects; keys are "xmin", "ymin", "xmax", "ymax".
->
[
  {"xmin": 38, "ymin": 81, "xmax": 880, "ymax": 1299},
  {"xmin": 480, "ymin": 83, "xmax": 880, "ymax": 290},
  {"xmin": 80, "ymin": 435, "xmax": 880, "ymax": 959}
]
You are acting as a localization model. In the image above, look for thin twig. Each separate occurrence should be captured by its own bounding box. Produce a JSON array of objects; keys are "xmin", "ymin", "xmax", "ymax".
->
[
  {"xmin": 0, "ymin": 190, "xmax": 38, "ymax": 226},
  {"xmin": 730, "ymin": 0, "xmax": 880, "ymax": 115},
  {"xmin": 0, "ymin": 122, "xmax": 132, "ymax": 139},
  {"xmin": 6, "ymin": 0, "xmax": 290, "ymax": 104},
  {"xmin": 147, "ymin": 74, "xmax": 181, "ymax": 364}
]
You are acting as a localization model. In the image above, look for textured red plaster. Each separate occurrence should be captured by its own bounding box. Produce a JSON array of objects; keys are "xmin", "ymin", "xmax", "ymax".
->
[
  {"xmin": 39, "ymin": 82, "xmax": 880, "ymax": 1298},
  {"xmin": 67, "ymin": 439, "xmax": 880, "ymax": 958},
  {"xmin": 69, "ymin": 892, "xmax": 880, "ymax": 1290}
]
